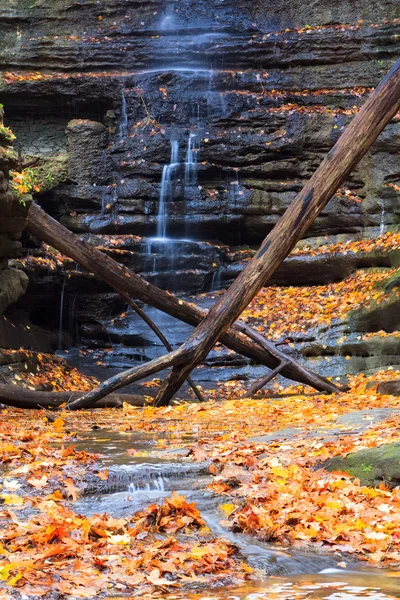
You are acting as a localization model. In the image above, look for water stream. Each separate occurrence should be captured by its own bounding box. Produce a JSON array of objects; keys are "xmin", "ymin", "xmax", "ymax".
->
[
  {"xmin": 73, "ymin": 430, "xmax": 400, "ymax": 600},
  {"xmin": 157, "ymin": 139, "xmax": 180, "ymax": 239},
  {"xmin": 379, "ymin": 200, "xmax": 386, "ymax": 236}
]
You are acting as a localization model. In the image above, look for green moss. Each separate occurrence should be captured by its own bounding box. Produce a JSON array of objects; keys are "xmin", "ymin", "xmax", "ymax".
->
[
  {"xmin": 0, "ymin": 125, "xmax": 16, "ymax": 145},
  {"xmin": 32, "ymin": 156, "xmax": 68, "ymax": 193},
  {"xmin": 325, "ymin": 442, "xmax": 400, "ymax": 487}
]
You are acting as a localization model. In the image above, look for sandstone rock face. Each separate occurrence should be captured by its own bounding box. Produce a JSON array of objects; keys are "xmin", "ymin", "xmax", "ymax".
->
[
  {"xmin": 1, "ymin": 1, "xmax": 400, "ymax": 374},
  {"xmin": 1, "ymin": 1, "xmax": 399, "ymax": 261}
]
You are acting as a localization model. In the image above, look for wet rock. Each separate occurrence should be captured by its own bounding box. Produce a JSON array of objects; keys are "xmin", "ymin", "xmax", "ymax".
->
[
  {"xmin": 0, "ymin": 268, "xmax": 28, "ymax": 315},
  {"xmin": 66, "ymin": 119, "xmax": 109, "ymax": 186},
  {"xmin": 350, "ymin": 290, "xmax": 400, "ymax": 334},
  {"xmin": 325, "ymin": 443, "xmax": 400, "ymax": 488},
  {"xmin": 377, "ymin": 380, "xmax": 400, "ymax": 396}
]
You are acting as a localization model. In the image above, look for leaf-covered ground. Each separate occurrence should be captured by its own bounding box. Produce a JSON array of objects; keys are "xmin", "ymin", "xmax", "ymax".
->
[{"xmin": 1, "ymin": 371, "xmax": 400, "ymax": 597}]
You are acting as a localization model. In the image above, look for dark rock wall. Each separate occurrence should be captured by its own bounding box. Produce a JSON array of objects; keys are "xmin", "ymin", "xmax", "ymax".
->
[
  {"xmin": 1, "ymin": 2, "xmax": 399, "ymax": 250},
  {"xmin": 0, "ymin": 0, "xmax": 399, "ymax": 352}
]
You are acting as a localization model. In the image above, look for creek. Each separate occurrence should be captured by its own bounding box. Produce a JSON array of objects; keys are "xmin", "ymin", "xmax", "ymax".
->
[{"xmin": 72, "ymin": 430, "xmax": 400, "ymax": 600}]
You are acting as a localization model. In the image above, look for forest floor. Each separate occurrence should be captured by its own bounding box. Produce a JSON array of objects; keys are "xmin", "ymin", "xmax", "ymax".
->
[{"xmin": 0, "ymin": 369, "xmax": 400, "ymax": 598}]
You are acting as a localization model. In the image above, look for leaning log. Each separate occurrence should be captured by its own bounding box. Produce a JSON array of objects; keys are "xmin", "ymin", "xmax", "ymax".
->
[
  {"xmin": 154, "ymin": 58, "xmax": 400, "ymax": 405},
  {"xmin": 27, "ymin": 203, "xmax": 339, "ymax": 394},
  {"xmin": 0, "ymin": 384, "xmax": 145, "ymax": 409}
]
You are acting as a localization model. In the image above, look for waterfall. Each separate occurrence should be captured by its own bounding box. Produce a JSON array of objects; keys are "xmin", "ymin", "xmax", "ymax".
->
[
  {"xmin": 157, "ymin": 140, "xmax": 179, "ymax": 239},
  {"xmin": 210, "ymin": 268, "xmax": 222, "ymax": 292},
  {"xmin": 145, "ymin": 134, "xmax": 202, "ymax": 285},
  {"xmin": 184, "ymin": 132, "xmax": 199, "ymax": 186},
  {"xmin": 379, "ymin": 199, "xmax": 385, "ymax": 235},
  {"xmin": 100, "ymin": 189, "xmax": 107, "ymax": 215}
]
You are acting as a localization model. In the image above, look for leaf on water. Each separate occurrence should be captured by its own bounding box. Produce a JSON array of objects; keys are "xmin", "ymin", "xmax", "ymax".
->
[
  {"xmin": 1, "ymin": 494, "xmax": 24, "ymax": 506},
  {"xmin": 220, "ymin": 503, "xmax": 237, "ymax": 516},
  {"xmin": 63, "ymin": 478, "xmax": 79, "ymax": 500}
]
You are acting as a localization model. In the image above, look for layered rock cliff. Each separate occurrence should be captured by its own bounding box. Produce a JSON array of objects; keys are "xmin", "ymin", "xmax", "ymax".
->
[{"xmin": 0, "ymin": 0, "xmax": 399, "ymax": 381}]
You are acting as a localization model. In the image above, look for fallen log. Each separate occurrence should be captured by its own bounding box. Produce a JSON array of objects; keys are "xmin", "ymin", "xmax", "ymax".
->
[
  {"xmin": 27, "ymin": 203, "xmax": 339, "ymax": 394},
  {"xmin": 154, "ymin": 58, "xmax": 400, "ymax": 406},
  {"xmin": 0, "ymin": 384, "xmax": 145, "ymax": 410}
]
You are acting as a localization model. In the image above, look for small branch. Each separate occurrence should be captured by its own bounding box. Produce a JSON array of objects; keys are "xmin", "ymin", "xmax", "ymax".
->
[
  {"xmin": 245, "ymin": 359, "xmax": 289, "ymax": 397},
  {"xmin": 236, "ymin": 322, "xmax": 345, "ymax": 394}
]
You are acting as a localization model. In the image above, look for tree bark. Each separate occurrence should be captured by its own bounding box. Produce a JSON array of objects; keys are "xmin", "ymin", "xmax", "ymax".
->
[
  {"xmin": 0, "ymin": 384, "xmax": 146, "ymax": 410},
  {"xmin": 154, "ymin": 58, "xmax": 400, "ymax": 406},
  {"xmin": 27, "ymin": 203, "xmax": 339, "ymax": 393}
]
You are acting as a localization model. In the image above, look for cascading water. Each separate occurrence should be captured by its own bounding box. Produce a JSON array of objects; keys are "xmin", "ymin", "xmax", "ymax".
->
[
  {"xmin": 58, "ymin": 278, "xmax": 66, "ymax": 350},
  {"xmin": 144, "ymin": 133, "xmax": 202, "ymax": 288},
  {"xmin": 380, "ymin": 199, "xmax": 385, "ymax": 235},
  {"xmin": 184, "ymin": 132, "xmax": 199, "ymax": 186},
  {"xmin": 157, "ymin": 139, "xmax": 180, "ymax": 239}
]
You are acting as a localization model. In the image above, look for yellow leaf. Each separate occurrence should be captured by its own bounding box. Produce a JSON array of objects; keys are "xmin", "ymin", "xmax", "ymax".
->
[
  {"xmin": 52, "ymin": 417, "xmax": 65, "ymax": 431},
  {"xmin": 271, "ymin": 466, "xmax": 290, "ymax": 478},
  {"xmin": 191, "ymin": 546, "xmax": 208, "ymax": 559},
  {"xmin": 220, "ymin": 503, "xmax": 237, "ymax": 516},
  {"xmin": 7, "ymin": 572, "xmax": 22, "ymax": 586},
  {"xmin": 1, "ymin": 494, "xmax": 24, "ymax": 506},
  {"xmin": 0, "ymin": 564, "xmax": 19, "ymax": 582}
]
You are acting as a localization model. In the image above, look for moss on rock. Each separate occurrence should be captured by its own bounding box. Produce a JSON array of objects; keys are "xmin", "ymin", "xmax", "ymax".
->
[{"xmin": 325, "ymin": 442, "xmax": 400, "ymax": 487}]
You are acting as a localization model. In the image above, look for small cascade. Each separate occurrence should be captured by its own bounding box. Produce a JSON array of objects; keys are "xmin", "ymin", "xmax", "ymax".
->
[
  {"xmin": 380, "ymin": 199, "xmax": 385, "ymax": 235},
  {"xmin": 128, "ymin": 475, "xmax": 166, "ymax": 493},
  {"xmin": 118, "ymin": 89, "xmax": 128, "ymax": 141},
  {"xmin": 83, "ymin": 462, "xmax": 209, "ymax": 495},
  {"xmin": 100, "ymin": 189, "xmax": 107, "ymax": 215},
  {"xmin": 157, "ymin": 140, "xmax": 179, "ymax": 238},
  {"xmin": 184, "ymin": 132, "xmax": 199, "ymax": 186},
  {"xmin": 210, "ymin": 267, "xmax": 222, "ymax": 292},
  {"xmin": 145, "ymin": 238, "xmax": 157, "ymax": 274},
  {"xmin": 160, "ymin": 2, "xmax": 176, "ymax": 30}
]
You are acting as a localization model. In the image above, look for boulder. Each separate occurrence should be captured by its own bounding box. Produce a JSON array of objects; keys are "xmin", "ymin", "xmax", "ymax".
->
[
  {"xmin": 0, "ymin": 268, "xmax": 28, "ymax": 315},
  {"xmin": 325, "ymin": 443, "xmax": 400, "ymax": 488}
]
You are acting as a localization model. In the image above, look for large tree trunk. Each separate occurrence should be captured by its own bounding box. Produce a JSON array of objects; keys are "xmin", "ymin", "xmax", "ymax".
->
[
  {"xmin": 154, "ymin": 58, "xmax": 400, "ymax": 405},
  {"xmin": 27, "ymin": 203, "xmax": 339, "ymax": 394}
]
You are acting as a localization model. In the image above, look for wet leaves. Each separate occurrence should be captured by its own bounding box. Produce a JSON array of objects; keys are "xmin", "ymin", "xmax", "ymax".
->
[
  {"xmin": 0, "ymin": 493, "xmax": 246, "ymax": 597},
  {"xmin": 242, "ymin": 268, "xmax": 396, "ymax": 342}
]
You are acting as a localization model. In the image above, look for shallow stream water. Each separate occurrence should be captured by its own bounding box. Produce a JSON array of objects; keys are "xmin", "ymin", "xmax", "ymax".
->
[{"xmin": 72, "ymin": 430, "xmax": 400, "ymax": 599}]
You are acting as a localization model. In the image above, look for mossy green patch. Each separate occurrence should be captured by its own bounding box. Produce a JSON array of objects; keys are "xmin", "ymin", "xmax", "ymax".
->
[{"xmin": 325, "ymin": 442, "xmax": 400, "ymax": 487}]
